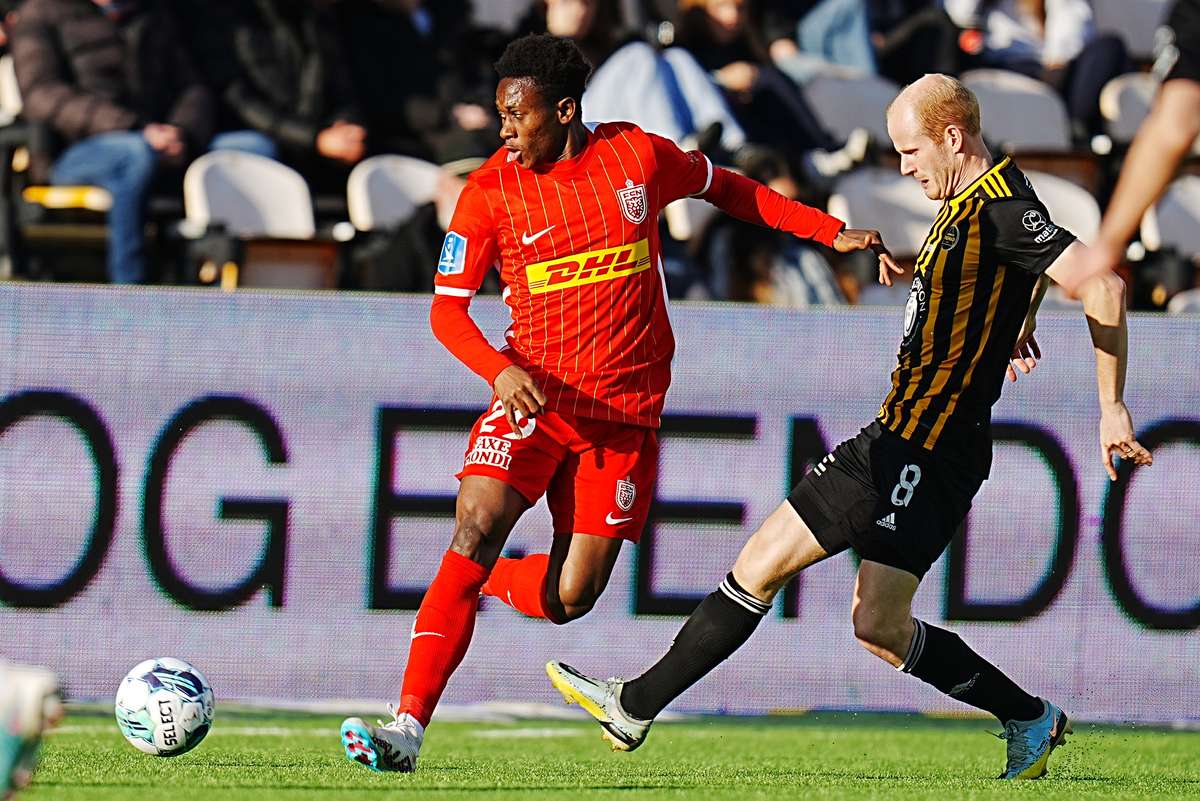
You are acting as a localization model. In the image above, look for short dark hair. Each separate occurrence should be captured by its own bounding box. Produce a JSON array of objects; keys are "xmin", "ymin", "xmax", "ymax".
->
[{"xmin": 494, "ymin": 34, "xmax": 593, "ymax": 107}]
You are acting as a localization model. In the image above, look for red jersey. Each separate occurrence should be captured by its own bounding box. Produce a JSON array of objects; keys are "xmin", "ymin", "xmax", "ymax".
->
[{"xmin": 431, "ymin": 121, "xmax": 844, "ymax": 428}]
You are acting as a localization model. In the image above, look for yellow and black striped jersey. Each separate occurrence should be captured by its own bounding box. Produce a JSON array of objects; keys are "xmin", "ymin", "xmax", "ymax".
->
[{"xmin": 877, "ymin": 157, "xmax": 1075, "ymax": 453}]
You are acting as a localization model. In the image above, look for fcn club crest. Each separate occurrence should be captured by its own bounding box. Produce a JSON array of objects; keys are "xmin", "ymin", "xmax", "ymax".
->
[
  {"xmin": 616, "ymin": 479, "xmax": 636, "ymax": 512},
  {"xmin": 617, "ymin": 179, "xmax": 647, "ymax": 225}
]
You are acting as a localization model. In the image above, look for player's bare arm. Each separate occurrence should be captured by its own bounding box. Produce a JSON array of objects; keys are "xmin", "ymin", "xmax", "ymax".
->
[
  {"xmin": 1006, "ymin": 275, "xmax": 1049, "ymax": 383},
  {"xmin": 1073, "ymin": 75, "xmax": 1200, "ymax": 283},
  {"xmin": 1045, "ymin": 242, "xmax": 1153, "ymax": 479},
  {"xmin": 1096, "ymin": 80, "xmax": 1200, "ymax": 259}
]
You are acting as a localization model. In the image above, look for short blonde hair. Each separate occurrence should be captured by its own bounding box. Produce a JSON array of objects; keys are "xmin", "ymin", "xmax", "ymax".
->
[{"xmin": 889, "ymin": 74, "xmax": 981, "ymax": 142}]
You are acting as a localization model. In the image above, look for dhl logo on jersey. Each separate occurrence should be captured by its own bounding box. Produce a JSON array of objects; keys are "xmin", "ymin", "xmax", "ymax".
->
[{"xmin": 525, "ymin": 239, "xmax": 651, "ymax": 295}]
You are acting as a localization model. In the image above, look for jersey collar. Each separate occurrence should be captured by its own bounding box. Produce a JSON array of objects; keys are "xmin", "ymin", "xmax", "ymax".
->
[
  {"xmin": 949, "ymin": 155, "xmax": 1011, "ymax": 205},
  {"xmin": 526, "ymin": 128, "xmax": 597, "ymax": 179}
]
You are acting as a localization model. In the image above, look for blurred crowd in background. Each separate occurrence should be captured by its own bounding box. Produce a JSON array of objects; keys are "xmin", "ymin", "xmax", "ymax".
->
[{"xmin": 0, "ymin": 0, "xmax": 1194, "ymax": 312}]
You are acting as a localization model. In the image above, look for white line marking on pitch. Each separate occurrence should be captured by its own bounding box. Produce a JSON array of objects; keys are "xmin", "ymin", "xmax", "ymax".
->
[{"xmin": 50, "ymin": 725, "xmax": 584, "ymax": 738}]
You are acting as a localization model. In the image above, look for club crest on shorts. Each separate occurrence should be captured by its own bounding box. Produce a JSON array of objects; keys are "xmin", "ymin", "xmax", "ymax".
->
[
  {"xmin": 617, "ymin": 179, "xmax": 647, "ymax": 225},
  {"xmin": 615, "ymin": 479, "xmax": 636, "ymax": 512}
]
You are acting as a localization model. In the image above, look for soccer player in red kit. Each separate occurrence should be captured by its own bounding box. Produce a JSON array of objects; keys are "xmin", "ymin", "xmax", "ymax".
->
[{"xmin": 340, "ymin": 33, "xmax": 897, "ymax": 773}]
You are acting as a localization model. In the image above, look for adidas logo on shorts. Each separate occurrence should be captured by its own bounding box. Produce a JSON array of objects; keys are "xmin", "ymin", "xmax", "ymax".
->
[{"xmin": 876, "ymin": 512, "xmax": 897, "ymax": 531}]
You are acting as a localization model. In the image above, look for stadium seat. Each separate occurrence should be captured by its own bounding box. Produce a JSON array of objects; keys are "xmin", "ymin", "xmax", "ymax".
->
[
  {"xmin": 182, "ymin": 151, "xmax": 338, "ymax": 289},
  {"xmin": 1139, "ymin": 175, "xmax": 1200, "ymax": 255},
  {"xmin": 471, "ymin": 0, "xmax": 533, "ymax": 33},
  {"xmin": 801, "ymin": 73, "xmax": 900, "ymax": 144},
  {"xmin": 1093, "ymin": 0, "xmax": 1172, "ymax": 62},
  {"xmin": 664, "ymin": 196, "xmax": 719, "ymax": 243},
  {"xmin": 0, "ymin": 55, "xmax": 21, "ymax": 127},
  {"xmin": 961, "ymin": 70, "xmax": 1072, "ymax": 152},
  {"xmin": 1100, "ymin": 72, "xmax": 1158, "ymax": 144},
  {"xmin": 961, "ymin": 69, "xmax": 1104, "ymax": 193},
  {"xmin": 1023, "ymin": 170, "xmax": 1101, "ymax": 244},
  {"xmin": 1166, "ymin": 287, "xmax": 1200, "ymax": 314},
  {"xmin": 347, "ymin": 155, "xmax": 443, "ymax": 232},
  {"xmin": 827, "ymin": 167, "xmax": 938, "ymax": 260},
  {"xmin": 1100, "ymin": 72, "xmax": 1200, "ymax": 155},
  {"xmin": 184, "ymin": 151, "xmax": 314, "ymax": 239}
]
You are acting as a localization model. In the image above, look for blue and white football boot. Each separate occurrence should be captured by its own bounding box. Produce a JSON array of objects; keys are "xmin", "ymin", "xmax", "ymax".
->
[
  {"xmin": 545, "ymin": 661, "xmax": 652, "ymax": 752},
  {"xmin": 0, "ymin": 662, "xmax": 61, "ymax": 800},
  {"xmin": 340, "ymin": 705, "xmax": 423, "ymax": 773},
  {"xmin": 998, "ymin": 699, "xmax": 1072, "ymax": 780}
]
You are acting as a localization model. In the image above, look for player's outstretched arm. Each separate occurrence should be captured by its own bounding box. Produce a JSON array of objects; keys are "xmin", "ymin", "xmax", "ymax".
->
[
  {"xmin": 1076, "ymin": 80, "xmax": 1200, "ymax": 281},
  {"xmin": 649, "ymin": 133, "xmax": 898, "ymax": 275},
  {"xmin": 1099, "ymin": 79, "xmax": 1200, "ymax": 256},
  {"xmin": 1045, "ymin": 243, "xmax": 1153, "ymax": 480}
]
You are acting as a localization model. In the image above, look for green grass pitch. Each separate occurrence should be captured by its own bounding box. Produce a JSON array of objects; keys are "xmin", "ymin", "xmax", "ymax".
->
[{"xmin": 24, "ymin": 706, "xmax": 1200, "ymax": 800}]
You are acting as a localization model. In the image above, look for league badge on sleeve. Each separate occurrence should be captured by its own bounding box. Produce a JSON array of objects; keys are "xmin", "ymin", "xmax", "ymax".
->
[{"xmin": 438, "ymin": 231, "xmax": 468, "ymax": 275}]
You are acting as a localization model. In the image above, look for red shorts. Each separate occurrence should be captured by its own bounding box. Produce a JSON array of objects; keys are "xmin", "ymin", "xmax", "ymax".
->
[{"xmin": 457, "ymin": 398, "xmax": 658, "ymax": 542}]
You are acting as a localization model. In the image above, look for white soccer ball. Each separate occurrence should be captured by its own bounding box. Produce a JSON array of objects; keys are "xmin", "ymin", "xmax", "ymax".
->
[{"xmin": 114, "ymin": 657, "xmax": 214, "ymax": 757}]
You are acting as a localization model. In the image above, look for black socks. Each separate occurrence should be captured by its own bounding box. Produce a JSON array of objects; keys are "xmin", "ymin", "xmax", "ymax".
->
[
  {"xmin": 901, "ymin": 619, "xmax": 1044, "ymax": 723},
  {"xmin": 621, "ymin": 573, "xmax": 770, "ymax": 720}
]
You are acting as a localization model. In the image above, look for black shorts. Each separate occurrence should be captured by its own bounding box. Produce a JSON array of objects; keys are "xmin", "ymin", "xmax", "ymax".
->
[
  {"xmin": 787, "ymin": 421, "xmax": 986, "ymax": 579},
  {"xmin": 1157, "ymin": 0, "xmax": 1200, "ymax": 83}
]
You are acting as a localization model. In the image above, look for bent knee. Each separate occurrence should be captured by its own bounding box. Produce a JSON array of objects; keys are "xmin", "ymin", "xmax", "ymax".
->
[
  {"xmin": 549, "ymin": 601, "xmax": 594, "ymax": 624},
  {"xmin": 451, "ymin": 502, "xmax": 511, "ymax": 557},
  {"xmin": 548, "ymin": 580, "xmax": 605, "ymax": 624}
]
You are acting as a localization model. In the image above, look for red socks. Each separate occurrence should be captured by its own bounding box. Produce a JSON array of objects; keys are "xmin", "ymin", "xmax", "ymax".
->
[
  {"xmin": 398, "ymin": 550, "xmax": 489, "ymax": 727},
  {"xmin": 481, "ymin": 554, "xmax": 555, "ymax": 620}
]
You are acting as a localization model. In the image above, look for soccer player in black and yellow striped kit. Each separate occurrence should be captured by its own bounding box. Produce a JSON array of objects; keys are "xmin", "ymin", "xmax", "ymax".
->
[{"xmin": 547, "ymin": 74, "xmax": 1154, "ymax": 780}]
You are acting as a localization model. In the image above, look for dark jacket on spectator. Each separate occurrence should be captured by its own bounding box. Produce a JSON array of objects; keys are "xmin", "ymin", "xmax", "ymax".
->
[
  {"xmin": 336, "ymin": 0, "xmax": 498, "ymax": 162},
  {"xmin": 221, "ymin": 0, "xmax": 363, "ymax": 154},
  {"xmin": 10, "ymin": 0, "xmax": 213, "ymax": 157}
]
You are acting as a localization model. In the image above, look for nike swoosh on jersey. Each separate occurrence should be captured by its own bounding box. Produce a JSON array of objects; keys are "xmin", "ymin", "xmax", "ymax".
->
[
  {"xmin": 410, "ymin": 631, "xmax": 447, "ymax": 640},
  {"xmin": 521, "ymin": 225, "xmax": 555, "ymax": 245},
  {"xmin": 605, "ymin": 513, "xmax": 634, "ymax": 525}
]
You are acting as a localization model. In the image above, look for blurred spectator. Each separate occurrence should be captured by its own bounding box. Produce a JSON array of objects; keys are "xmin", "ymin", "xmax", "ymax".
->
[
  {"xmin": 871, "ymin": 1, "xmax": 962, "ymax": 85},
  {"xmin": 675, "ymin": 0, "xmax": 868, "ymax": 184},
  {"xmin": 9, "ymin": 0, "xmax": 271, "ymax": 284},
  {"xmin": 336, "ymin": 0, "xmax": 499, "ymax": 168},
  {"xmin": 762, "ymin": 0, "xmax": 877, "ymax": 77},
  {"xmin": 701, "ymin": 216, "xmax": 846, "ymax": 304},
  {"xmin": 0, "ymin": 1, "xmax": 17, "ymax": 52},
  {"xmin": 761, "ymin": 2, "xmax": 961, "ymax": 85},
  {"xmin": 945, "ymin": 0, "xmax": 1130, "ymax": 140},
  {"xmin": 208, "ymin": 0, "xmax": 370, "ymax": 192},
  {"xmin": 527, "ymin": 0, "xmax": 750, "ymax": 157}
]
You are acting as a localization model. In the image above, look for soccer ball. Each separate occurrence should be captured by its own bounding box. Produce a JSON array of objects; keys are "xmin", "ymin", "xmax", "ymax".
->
[{"xmin": 114, "ymin": 658, "xmax": 214, "ymax": 757}]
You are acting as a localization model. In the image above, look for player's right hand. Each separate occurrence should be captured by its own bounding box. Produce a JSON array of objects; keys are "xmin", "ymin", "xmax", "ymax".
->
[
  {"xmin": 1099, "ymin": 401, "xmax": 1153, "ymax": 481},
  {"xmin": 833, "ymin": 229, "xmax": 903, "ymax": 286},
  {"xmin": 493, "ymin": 365, "xmax": 546, "ymax": 431}
]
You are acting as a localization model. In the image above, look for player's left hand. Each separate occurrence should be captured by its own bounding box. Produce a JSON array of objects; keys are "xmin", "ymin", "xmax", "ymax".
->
[
  {"xmin": 1006, "ymin": 332, "xmax": 1041, "ymax": 382},
  {"xmin": 833, "ymin": 228, "xmax": 903, "ymax": 285},
  {"xmin": 1099, "ymin": 401, "xmax": 1153, "ymax": 481}
]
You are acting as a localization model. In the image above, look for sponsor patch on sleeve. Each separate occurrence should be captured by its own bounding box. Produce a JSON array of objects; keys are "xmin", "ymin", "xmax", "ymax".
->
[
  {"xmin": 1034, "ymin": 223, "xmax": 1060, "ymax": 244},
  {"xmin": 437, "ymin": 231, "xmax": 468, "ymax": 275}
]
